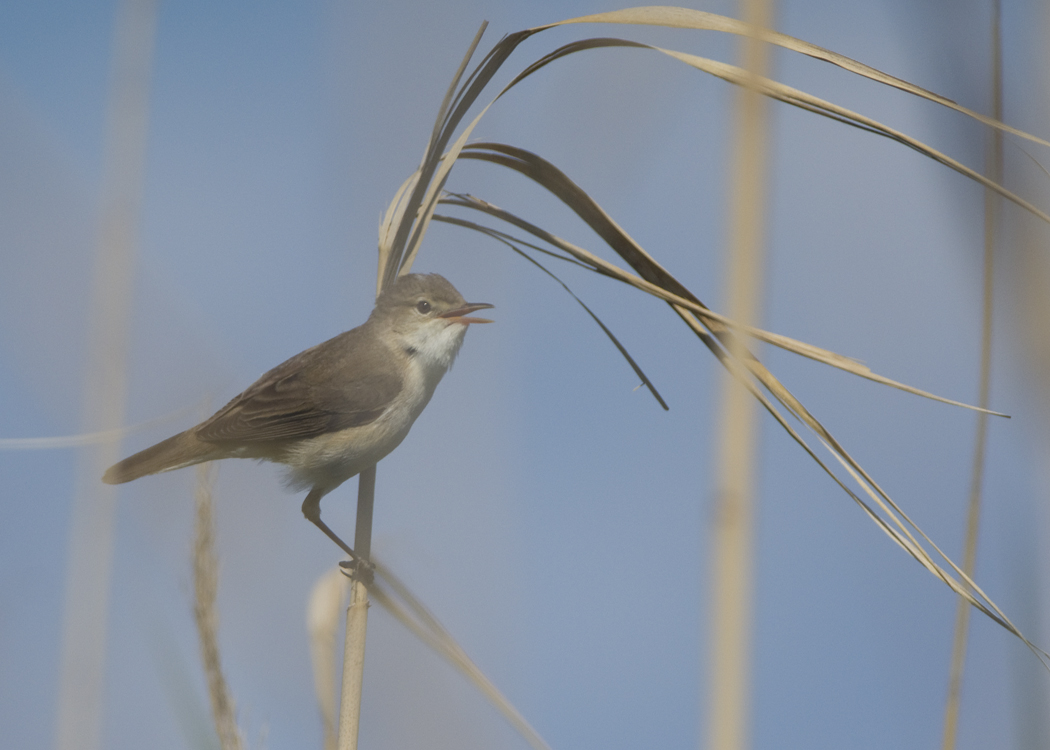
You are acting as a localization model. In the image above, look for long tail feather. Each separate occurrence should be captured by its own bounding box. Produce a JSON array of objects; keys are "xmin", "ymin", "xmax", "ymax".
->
[{"xmin": 102, "ymin": 431, "xmax": 216, "ymax": 484}]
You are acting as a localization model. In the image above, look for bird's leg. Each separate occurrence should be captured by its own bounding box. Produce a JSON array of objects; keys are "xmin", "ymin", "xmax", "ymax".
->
[{"xmin": 302, "ymin": 488, "xmax": 361, "ymax": 564}]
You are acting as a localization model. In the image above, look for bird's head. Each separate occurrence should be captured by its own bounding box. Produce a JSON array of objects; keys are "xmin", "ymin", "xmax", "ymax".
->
[{"xmin": 373, "ymin": 273, "xmax": 493, "ymax": 369}]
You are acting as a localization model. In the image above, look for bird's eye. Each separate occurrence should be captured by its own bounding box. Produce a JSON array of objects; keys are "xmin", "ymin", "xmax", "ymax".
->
[{"xmin": 416, "ymin": 300, "xmax": 432, "ymax": 314}]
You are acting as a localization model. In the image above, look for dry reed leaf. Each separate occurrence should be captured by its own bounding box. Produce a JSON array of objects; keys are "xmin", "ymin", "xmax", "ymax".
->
[
  {"xmin": 385, "ymin": 31, "xmax": 1040, "ymax": 299},
  {"xmin": 380, "ymin": 11, "xmax": 1050, "ymax": 283},
  {"xmin": 434, "ymin": 212, "xmax": 668, "ymax": 409},
  {"xmin": 437, "ymin": 153, "xmax": 1044, "ymax": 660},
  {"xmin": 443, "ymin": 151, "xmax": 1005, "ymax": 416},
  {"xmin": 369, "ymin": 559, "xmax": 553, "ymax": 750},
  {"xmin": 671, "ymin": 305, "xmax": 1046, "ymax": 664},
  {"xmin": 440, "ymin": 203, "xmax": 1001, "ymax": 415},
  {"xmin": 436, "ymin": 160, "xmax": 1046, "ymax": 661},
  {"xmin": 438, "ymin": 206, "xmax": 1048, "ymax": 664},
  {"xmin": 551, "ymin": 6, "xmax": 1050, "ymax": 149},
  {"xmin": 379, "ymin": 26, "xmax": 541, "ymax": 283},
  {"xmin": 497, "ymin": 36, "xmax": 1050, "ymax": 226},
  {"xmin": 377, "ymin": 9, "xmax": 1048, "ymax": 665},
  {"xmin": 378, "ymin": 171, "xmax": 421, "ymax": 293},
  {"xmin": 655, "ymin": 46, "xmax": 1050, "ymax": 224}
]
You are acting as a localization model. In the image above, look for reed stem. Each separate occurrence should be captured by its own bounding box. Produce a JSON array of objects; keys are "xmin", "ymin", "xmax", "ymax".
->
[{"xmin": 337, "ymin": 466, "xmax": 376, "ymax": 750}]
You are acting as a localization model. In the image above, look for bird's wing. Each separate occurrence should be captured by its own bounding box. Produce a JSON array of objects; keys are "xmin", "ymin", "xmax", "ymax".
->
[{"xmin": 196, "ymin": 329, "xmax": 403, "ymax": 444}]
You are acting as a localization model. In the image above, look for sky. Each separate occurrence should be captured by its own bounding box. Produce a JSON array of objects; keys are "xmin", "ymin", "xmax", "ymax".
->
[{"xmin": 2, "ymin": 1, "xmax": 1049, "ymax": 749}]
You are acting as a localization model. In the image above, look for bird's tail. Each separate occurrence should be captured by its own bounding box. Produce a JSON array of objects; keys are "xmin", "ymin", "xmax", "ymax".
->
[{"xmin": 102, "ymin": 430, "xmax": 219, "ymax": 484}]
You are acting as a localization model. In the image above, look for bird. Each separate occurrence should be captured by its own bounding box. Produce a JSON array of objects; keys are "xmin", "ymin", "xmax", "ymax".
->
[{"xmin": 103, "ymin": 273, "xmax": 493, "ymax": 561}]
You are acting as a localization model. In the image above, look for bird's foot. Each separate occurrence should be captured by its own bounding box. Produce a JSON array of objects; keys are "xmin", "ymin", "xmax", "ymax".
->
[{"xmin": 339, "ymin": 557, "xmax": 375, "ymax": 586}]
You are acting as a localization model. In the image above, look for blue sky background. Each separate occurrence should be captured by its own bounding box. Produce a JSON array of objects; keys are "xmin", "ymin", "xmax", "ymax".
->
[{"xmin": 2, "ymin": 1, "xmax": 1049, "ymax": 749}]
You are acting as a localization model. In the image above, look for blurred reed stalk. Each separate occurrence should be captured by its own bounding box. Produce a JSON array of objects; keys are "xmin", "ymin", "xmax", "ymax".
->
[
  {"xmin": 708, "ymin": 1, "xmax": 773, "ymax": 749},
  {"xmin": 941, "ymin": 3, "xmax": 1002, "ymax": 748},
  {"xmin": 193, "ymin": 463, "xmax": 245, "ymax": 750},
  {"xmin": 55, "ymin": 1, "xmax": 157, "ymax": 749}
]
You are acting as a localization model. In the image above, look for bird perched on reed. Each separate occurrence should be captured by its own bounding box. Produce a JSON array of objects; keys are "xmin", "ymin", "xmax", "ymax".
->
[{"xmin": 104, "ymin": 273, "xmax": 493, "ymax": 560}]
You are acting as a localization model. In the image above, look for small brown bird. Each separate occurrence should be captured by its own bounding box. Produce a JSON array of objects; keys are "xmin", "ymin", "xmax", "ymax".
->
[{"xmin": 103, "ymin": 273, "xmax": 493, "ymax": 559}]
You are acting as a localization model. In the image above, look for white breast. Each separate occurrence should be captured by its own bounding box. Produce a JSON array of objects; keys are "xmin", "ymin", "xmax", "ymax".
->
[{"xmin": 281, "ymin": 321, "xmax": 466, "ymax": 493}]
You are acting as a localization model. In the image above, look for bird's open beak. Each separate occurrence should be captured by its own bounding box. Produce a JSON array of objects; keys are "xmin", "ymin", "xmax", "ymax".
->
[{"xmin": 440, "ymin": 302, "xmax": 494, "ymax": 325}]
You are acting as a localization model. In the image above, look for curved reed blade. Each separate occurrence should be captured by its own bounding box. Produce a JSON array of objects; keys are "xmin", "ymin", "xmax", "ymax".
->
[
  {"xmin": 431, "ymin": 22, "xmax": 489, "ymax": 148},
  {"xmin": 446, "ymin": 152, "xmax": 1005, "ymax": 416},
  {"xmin": 652, "ymin": 45, "xmax": 1050, "ymax": 225},
  {"xmin": 669, "ymin": 305, "xmax": 1049, "ymax": 669},
  {"xmin": 384, "ymin": 5, "xmax": 1050, "ymax": 283},
  {"xmin": 433, "ymin": 148, "xmax": 1041, "ymax": 659},
  {"xmin": 379, "ymin": 28, "xmax": 542, "ymax": 285},
  {"xmin": 376, "ymin": 10, "xmax": 1046, "ymax": 663},
  {"xmin": 471, "ymin": 35, "xmax": 1050, "ymax": 228},
  {"xmin": 434, "ymin": 213, "xmax": 669, "ymax": 410},
  {"xmin": 551, "ymin": 6, "xmax": 1050, "ymax": 149},
  {"xmin": 370, "ymin": 559, "xmax": 554, "ymax": 750}
]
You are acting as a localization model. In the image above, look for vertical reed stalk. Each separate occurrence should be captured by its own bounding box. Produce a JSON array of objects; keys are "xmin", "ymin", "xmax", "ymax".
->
[
  {"xmin": 338, "ymin": 465, "xmax": 376, "ymax": 750},
  {"xmin": 941, "ymin": 3, "xmax": 1002, "ymax": 748},
  {"xmin": 708, "ymin": 1, "xmax": 773, "ymax": 749},
  {"xmin": 193, "ymin": 462, "xmax": 244, "ymax": 750},
  {"xmin": 55, "ymin": 2, "xmax": 157, "ymax": 749}
]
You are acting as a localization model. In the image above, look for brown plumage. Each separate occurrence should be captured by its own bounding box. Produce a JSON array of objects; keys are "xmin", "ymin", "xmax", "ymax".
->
[{"xmin": 103, "ymin": 273, "xmax": 493, "ymax": 559}]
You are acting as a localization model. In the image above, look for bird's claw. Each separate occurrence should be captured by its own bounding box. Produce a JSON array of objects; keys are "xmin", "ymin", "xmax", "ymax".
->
[{"xmin": 339, "ymin": 557, "xmax": 375, "ymax": 586}]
